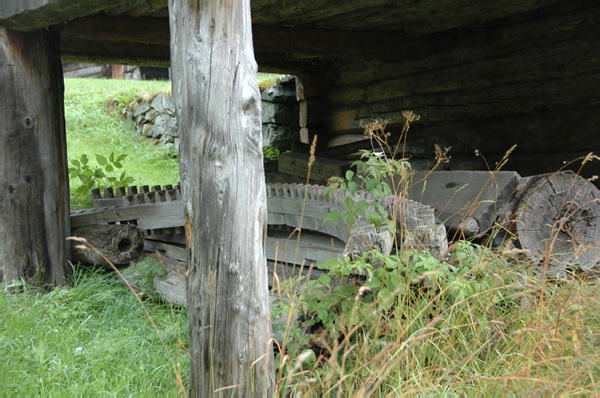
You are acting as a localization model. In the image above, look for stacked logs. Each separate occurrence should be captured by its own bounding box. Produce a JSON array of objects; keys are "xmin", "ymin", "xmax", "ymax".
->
[{"xmin": 406, "ymin": 170, "xmax": 600, "ymax": 273}]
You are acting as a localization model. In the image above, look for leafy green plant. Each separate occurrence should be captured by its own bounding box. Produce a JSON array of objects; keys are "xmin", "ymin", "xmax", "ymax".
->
[
  {"xmin": 111, "ymin": 92, "xmax": 138, "ymax": 114},
  {"xmin": 324, "ymin": 155, "xmax": 409, "ymax": 231},
  {"xmin": 263, "ymin": 146, "xmax": 291, "ymax": 162},
  {"xmin": 69, "ymin": 151, "xmax": 135, "ymax": 198}
]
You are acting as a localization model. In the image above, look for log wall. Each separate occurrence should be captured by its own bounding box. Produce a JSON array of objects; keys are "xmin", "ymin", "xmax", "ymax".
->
[{"xmin": 323, "ymin": 2, "xmax": 600, "ymax": 178}]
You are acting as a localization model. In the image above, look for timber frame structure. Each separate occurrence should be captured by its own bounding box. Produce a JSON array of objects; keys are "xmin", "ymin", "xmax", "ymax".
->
[
  {"xmin": 2, "ymin": 1, "xmax": 600, "ymax": 395},
  {"xmin": 2, "ymin": 0, "xmax": 600, "ymax": 275},
  {"xmin": 2, "ymin": 1, "xmax": 599, "ymax": 171}
]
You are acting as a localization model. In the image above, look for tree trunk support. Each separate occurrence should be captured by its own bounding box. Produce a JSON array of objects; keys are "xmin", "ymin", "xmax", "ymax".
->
[
  {"xmin": 169, "ymin": 0, "xmax": 275, "ymax": 396},
  {"xmin": 0, "ymin": 27, "xmax": 70, "ymax": 287}
]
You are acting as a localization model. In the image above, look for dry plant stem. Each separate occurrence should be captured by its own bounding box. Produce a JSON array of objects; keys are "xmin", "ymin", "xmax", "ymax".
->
[
  {"xmin": 276, "ymin": 137, "xmax": 320, "ymax": 396},
  {"xmin": 67, "ymin": 236, "xmax": 186, "ymax": 396},
  {"xmin": 293, "ymin": 135, "xmax": 318, "ymax": 264}
]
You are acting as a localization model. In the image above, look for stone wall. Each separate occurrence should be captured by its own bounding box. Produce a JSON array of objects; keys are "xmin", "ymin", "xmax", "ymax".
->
[
  {"xmin": 128, "ymin": 75, "xmax": 299, "ymax": 152},
  {"xmin": 129, "ymin": 91, "xmax": 178, "ymax": 147},
  {"xmin": 260, "ymin": 75, "xmax": 299, "ymax": 150}
]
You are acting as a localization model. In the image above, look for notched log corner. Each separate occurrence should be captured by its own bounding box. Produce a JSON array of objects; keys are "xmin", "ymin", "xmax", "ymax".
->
[{"xmin": 71, "ymin": 224, "xmax": 145, "ymax": 267}]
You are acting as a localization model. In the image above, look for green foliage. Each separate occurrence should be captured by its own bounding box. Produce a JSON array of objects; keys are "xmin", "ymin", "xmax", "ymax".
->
[
  {"xmin": 275, "ymin": 119, "xmax": 600, "ymax": 395},
  {"xmin": 263, "ymin": 146, "xmax": 290, "ymax": 162},
  {"xmin": 325, "ymin": 151, "xmax": 411, "ymax": 231},
  {"xmin": 68, "ymin": 151, "xmax": 135, "ymax": 203},
  {"xmin": 281, "ymin": 242, "xmax": 513, "ymax": 357},
  {"xmin": 111, "ymin": 91, "xmax": 138, "ymax": 114},
  {"xmin": 120, "ymin": 257, "xmax": 167, "ymax": 294},
  {"xmin": 274, "ymin": 240, "xmax": 600, "ymax": 395},
  {"xmin": 263, "ymin": 146, "xmax": 282, "ymax": 162}
]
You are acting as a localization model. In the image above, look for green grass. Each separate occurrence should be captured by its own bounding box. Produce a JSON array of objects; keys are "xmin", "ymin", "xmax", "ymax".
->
[
  {"xmin": 65, "ymin": 78, "xmax": 179, "ymax": 208},
  {"xmin": 0, "ymin": 266, "xmax": 188, "ymax": 395}
]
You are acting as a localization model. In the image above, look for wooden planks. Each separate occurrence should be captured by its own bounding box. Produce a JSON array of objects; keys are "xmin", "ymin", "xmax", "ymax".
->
[{"xmin": 71, "ymin": 201, "xmax": 183, "ymax": 229}]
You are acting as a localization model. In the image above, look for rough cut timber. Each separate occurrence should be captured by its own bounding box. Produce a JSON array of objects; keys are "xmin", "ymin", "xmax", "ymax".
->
[
  {"xmin": 406, "ymin": 170, "xmax": 521, "ymax": 237},
  {"xmin": 250, "ymin": 0, "xmax": 559, "ymax": 35},
  {"xmin": 0, "ymin": 27, "xmax": 70, "ymax": 287},
  {"xmin": 71, "ymin": 224, "xmax": 144, "ymax": 267},
  {"xmin": 509, "ymin": 171, "xmax": 600, "ymax": 270},
  {"xmin": 169, "ymin": 0, "xmax": 274, "ymax": 395},
  {"xmin": 0, "ymin": 1, "xmax": 148, "ymax": 31}
]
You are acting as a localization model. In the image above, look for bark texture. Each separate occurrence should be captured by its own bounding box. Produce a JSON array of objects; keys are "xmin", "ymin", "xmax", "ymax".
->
[
  {"xmin": 168, "ymin": 0, "xmax": 274, "ymax": 396},
  {"xmin": 0, "ymin": 27, "xmax": 70, "ymax": 287},
  {"xmin": 71, "ymin": 224, "xmax": 145, "ymax": 267}
]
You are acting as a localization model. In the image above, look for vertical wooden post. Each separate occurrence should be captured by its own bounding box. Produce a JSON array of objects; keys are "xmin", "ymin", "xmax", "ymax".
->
[
  {"xmin": 168, "ymin": 0, "xmax": 274, "ymax": 396},
  {"xmin": 0, "ymin": 27, "xmax": 70, "ymax": 287}
]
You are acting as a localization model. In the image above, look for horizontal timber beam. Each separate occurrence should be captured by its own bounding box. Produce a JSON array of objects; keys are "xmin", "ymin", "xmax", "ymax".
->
[
  {"xmin": 0, "ymin": 0, "xmax": 148, "ymax": 31},
  {"xmin": 60, "ymin": 14, "xmax": 170, "ymax": 46},
  {"xmin": 252, "ymin": 25, "xmax": 440, "ymax": 60},
  {"xmin": 58, "ymin": 14, "xmax": 440, "ymax": 69},
  {"xmin": 60, "ymin": 37, "xmax": 170, "ymax": 68}
]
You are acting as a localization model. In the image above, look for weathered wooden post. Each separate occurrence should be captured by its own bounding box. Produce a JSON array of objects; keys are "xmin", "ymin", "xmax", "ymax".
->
[
  {"xmin": 168, "ymin": 0, "xmax": 274, "ymax": 396},
  {"xmin": 0, "ymin": 27, "xmax": 70, "ymax": 287}
]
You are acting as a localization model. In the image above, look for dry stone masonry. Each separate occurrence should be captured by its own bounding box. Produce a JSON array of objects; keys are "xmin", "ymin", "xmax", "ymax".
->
[{"xmin": 127, "ymin": 75, "xmax": 299, "ymax": 152}]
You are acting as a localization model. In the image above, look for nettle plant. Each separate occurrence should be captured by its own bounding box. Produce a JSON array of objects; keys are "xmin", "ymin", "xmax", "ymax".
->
[
  {"xmin": 69, "ymin": 152, "xmax": 135, "ymax": 198},
  {"xmin": 324, "ymin": 155, "xmax": 410, "ymax": 231}
]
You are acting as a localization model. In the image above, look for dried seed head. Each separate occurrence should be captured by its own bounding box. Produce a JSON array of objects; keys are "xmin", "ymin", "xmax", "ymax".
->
[{"xmin": 308, "ymin": 135, "xmax": 317, "ymax": 167}]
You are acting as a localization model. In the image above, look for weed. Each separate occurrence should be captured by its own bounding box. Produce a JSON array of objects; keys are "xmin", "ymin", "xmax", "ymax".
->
[
  {"xmin": 0, "ymin": 264, "xmax": 189, "ymax": 395},
  {"xmin": 68, "ymin": 151, "xmax": 135, "ymax": 202},
  {"xmin": 263, "ymin": 145, "xmax": 290, "ymax": 162}
]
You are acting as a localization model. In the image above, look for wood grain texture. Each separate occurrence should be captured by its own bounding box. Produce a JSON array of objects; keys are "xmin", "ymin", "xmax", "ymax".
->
[
  {"xmin": 0, "ymin": 27, "xmax": 70, "ymax": 287},
  {"xmin": 407, "ymin": 170, "xmax": 521, "ymax": 236},
  {"xmin": 71, "ymin": 224, "xmax": 144, "ymax": 267},
  {"xmin": 169, "ymin": 0, "xmax": 274, "ymax": 396},
  {"xmin": 512, "ymin": 171, "xmax": 600, "ymax": 269},
  {"xmin": 0, "ymin": 0, "xmax": 148, "ymax": 31}
]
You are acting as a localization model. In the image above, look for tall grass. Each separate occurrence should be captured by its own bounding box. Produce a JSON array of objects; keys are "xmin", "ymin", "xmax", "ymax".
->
[
  {"xmin": 271, "ymin": 116, "xmax": 600, "ymax": 396},
  {"xmin": 273, "ymin": 250, "xmax": 600, "ymax": 395}
]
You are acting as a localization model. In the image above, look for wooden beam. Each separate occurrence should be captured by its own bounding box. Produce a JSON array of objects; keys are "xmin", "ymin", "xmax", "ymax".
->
[
  {"xmin": 60, "ymin": 14, "xmax": 170, "ymax": 46},
  {"xmin": 61, "ymin": 37, "xmax": 170, "ymax": 67},
  {"xmin": 58, "ymin": 14, "xmax": 441, "ymax": 70},
  {"xmin": 0, "ymin": 0, "xmax": 148, "ymax": 31},
  {"xmin": 1, "ymin": 27, "xmax": 70, "ymax": 287},
  {"xmin": 170, "ymin": 0, "xmax": 274, "ymax": 395},
  {"xmin": 253, "ymin": 25, "xmax": 440, "ymax": 60},
  {"xmin": 250, "ymin": 0, "xmax": 559, "ymax": 35}
]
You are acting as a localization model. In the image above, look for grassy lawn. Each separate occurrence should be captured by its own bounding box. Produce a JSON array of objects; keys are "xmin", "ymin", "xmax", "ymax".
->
[
  {"xmin": 0, "ymin": 267, "xmax": 188, "ymax": 395},
  {"xmin": 64, "ymin": 78, "xmax": 179, "ymax": 208},
  {"xmin": 1, "ymin": 77, "xmax": 600, "ymax": 396}
]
